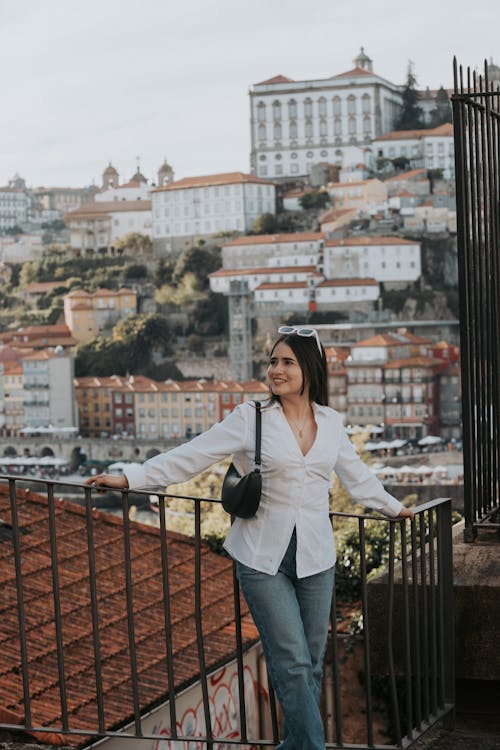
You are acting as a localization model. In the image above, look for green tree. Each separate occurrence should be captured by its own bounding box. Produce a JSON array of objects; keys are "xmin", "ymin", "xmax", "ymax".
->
[
  {"xmin": 114, "ymin": 232, "xmax": 153, "ymax": 255},
  {"xmin": 428, "ymin": 86, "xmax": 452, "ymax": 127},
  {"xmin": 252, "ymin": 212, "xmax": 277, "ymax": 234},
  {"xmin": 299, "ymin": 191, "xmax": 329, "ymax": 210},
  {"xmin": 395, "ymin": 62, "xmax": 424, "ymax": 130},
  {"xmin": 172, "ymin": 243, "xmax": 221, "ymax": 288}
]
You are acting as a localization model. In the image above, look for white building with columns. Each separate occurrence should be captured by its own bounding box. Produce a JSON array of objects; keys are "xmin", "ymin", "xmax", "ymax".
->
[{"xmin": 249, "ymin": 49, "xmax": 403, "ymax": 180}]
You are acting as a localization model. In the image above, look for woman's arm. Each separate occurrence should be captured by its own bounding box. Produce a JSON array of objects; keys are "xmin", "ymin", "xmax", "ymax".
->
[
  {"xmin": 86, "ymin": 403, "xmax": 249, "ymax": 491},
  {"xmin": 334, "ymin": 428, "xmax": 414, "ymax": 519}
]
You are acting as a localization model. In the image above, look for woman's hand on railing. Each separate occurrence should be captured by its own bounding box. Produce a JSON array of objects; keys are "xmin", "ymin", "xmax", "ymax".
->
[
  {"xmin": 397, "ymin": 507, "xmax": 415, "ymax": 521},
  {"xmin": 85, "ymin": 474, "xmax": 129, "ymax": 490}
]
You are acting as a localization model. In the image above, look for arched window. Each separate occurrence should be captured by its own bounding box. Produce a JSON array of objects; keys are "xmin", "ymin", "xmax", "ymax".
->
[
  {"xmin": 274, "ymin": 122, "xmax": 282, "ymax": 141},
  {"xmin": 334, "ymin": 118, "xmax": 342, "ymax": 136},
  {"xmin": 257, "ymin": 102, "xmax": 266, "ymax": 122},
  {"xmin": 333, "ymin": 96, "xmax": 342, "ymax": 116},
  {"xmin": 362, "ymin": 94, "xmax": 371, "ymax": 114},
  {"xmin": 304, "ymin": 98, "xmax": 313, "ymax": 117},
  {"xmin": 348, "ymin": 116, "xmax": 356, "ymax": 134},
  {"xmin": 318, "ymin": 97, "xmax": 327, "ymax": 116},
  {"xmin": 288, "ymin": 99, "xmax": 297, "ymax": 119},
  {"xmin": 347, "ymin": 95, "xmax": 356, "ymax": 115},
  {"xmin": 319, "ymin": 119, "xmax": 328, "ymax": 137},
  {"xmin": 305, "ymin": 119, "xmax": 313, "ymax": 138},
  {"xmin": 258, "ymin": 123, "xmax": 267, "ymax": 141},
  {"xmin": 363, "ymin": 115, "xmax": 371, "ymax": 134},
  {"xmin": 289, "ymin": 120, "xmax": 298, "ymax": 138},
  {"xmin": 273, "ymin": 100, "xmax": 282, "ymax": 120}
]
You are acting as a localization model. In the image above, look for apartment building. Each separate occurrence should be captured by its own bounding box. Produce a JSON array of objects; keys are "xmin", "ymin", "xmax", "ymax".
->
[
  {"xmin": 3, "ymin": 362, "xmax": 24, "ymax": 436},
  {"xmin": 221, "ymin": 232, "xmax": 324, "ymax": 270},
  {"xmin": 373, "ymin": 123, "xmax": 455, "ymax": 179},
  {"xmin": 74, "ymin": 376, "xmax": 268, "ymax": 439},
  {"xmin": 22, "ymin": 350, "xmax": 77, "ymax": 430},
  {"xmin": 326, "ymin": 178, "xmax": 388, "ymax": 211},
  {"xmin": 63, "ymin": 288, "xmax": 137, "ymax": 343}
]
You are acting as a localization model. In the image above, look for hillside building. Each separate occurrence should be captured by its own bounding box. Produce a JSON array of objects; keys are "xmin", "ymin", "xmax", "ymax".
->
[
  {"xmin": 63, "ymin": 288, "xmax": 137, "ymax": 344},
  {"xmin": 151, "ymin": 172, "xmax": 276, "ymax": 254},
  {"xmin": 249, "ymin": 49, "xmax": 403, "ymax": 180}
]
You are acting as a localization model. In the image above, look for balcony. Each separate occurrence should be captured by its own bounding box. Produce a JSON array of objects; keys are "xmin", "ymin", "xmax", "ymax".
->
[{"xmin": 0, "ymin": 477, "xmax": 454, "ymax": 749}]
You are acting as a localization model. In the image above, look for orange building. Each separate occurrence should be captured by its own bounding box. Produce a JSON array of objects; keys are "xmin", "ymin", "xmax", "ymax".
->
[{"xmin": 64, "ymin": 288, "xmax": 137, "ymax": 343}]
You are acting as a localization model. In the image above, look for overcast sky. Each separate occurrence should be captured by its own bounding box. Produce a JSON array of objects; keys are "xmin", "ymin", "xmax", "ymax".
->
[{"xmin": 1, "ymin": 0, "xmax": 498, "ymax": 188}]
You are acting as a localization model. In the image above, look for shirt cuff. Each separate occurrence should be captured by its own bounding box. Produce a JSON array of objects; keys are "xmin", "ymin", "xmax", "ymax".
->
[
  {"xmin": 383, "ymin": 494, "xmax": 404, "ymax": 517},
  {"xmin": 123, "ymin": 462, "xmax": 148, "ymax": 489}
]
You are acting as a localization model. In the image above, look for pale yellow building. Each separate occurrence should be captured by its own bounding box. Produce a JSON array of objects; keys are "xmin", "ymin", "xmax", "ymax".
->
[
  {"xmin": 327, "ymin": 178, "xmax": 387, "ymax": 211},
  {"xmin": 64, "ymin": 288, "xmax": 137, "ymax": 343}
]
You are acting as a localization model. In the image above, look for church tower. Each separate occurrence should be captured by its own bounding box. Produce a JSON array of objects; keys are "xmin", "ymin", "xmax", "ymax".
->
[
  {"xmin": 157, "ymin": 158, "xmax": 174, "ymax": 187},
  {"xmin": 354, "ymin": 47, "xmax": 373, "ymax": 72},
  {"xmin": 102, "ymin": 162, "xmax": 119, "ymax": 190}
]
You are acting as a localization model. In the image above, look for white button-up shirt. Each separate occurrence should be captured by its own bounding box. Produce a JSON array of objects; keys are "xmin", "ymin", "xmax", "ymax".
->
[{"xmin": 124, "ymin": 400, "xmax": 403, "ymax": 578}]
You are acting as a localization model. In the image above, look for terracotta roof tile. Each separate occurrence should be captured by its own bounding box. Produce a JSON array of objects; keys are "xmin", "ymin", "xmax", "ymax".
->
[
  {"xmin": 153, "ymin": 172, "xmax": 274, "ymax": 192},
  {"xmin": 384, "ymin": 356, "xmax": 440, "ymax": 368},
  {"xmin": 334, "ymin": 66, "xmax": 373, "ymax": 78},
  {"xmin": 222, "ymin": 232, "xmax": 324, "ymax": 247},
  {"xmin": 385, "ymin": 169, "xmax": 428, "ymax": 182},
  {"xmin": 254, "ymin": 74, "xmax": 295, "ymax": 85},
  {"xmin": 325, "ymin": 236, "xmax": 417, "ymax": 247},
  {"xmin": 0, "ymin": 485, "xmax": 258, "ymax": 743},
  {"xmin": 318, "ymin": 278, "xmax": 378, "ymax": 287}
]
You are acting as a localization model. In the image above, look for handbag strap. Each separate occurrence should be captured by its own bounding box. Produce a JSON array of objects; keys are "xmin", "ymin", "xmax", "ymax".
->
[{"xmin": 254, "ymin": 401, "xmax": 262, "ymax": 469}]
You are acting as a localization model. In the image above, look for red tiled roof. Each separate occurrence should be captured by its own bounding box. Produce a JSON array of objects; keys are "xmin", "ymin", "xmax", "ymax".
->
[
  {"xmin": 384, "ymin": 356, "xmax": 440, "ymax": 368},
  {"xmin": 222, "ymin": 232, "xmax": 324, "ymax": 247},
  {"xmin": 325, "ymin": 236, "xmax": 417, "ymax": 247},
  {"xmin": 209, "ymin": 265, "xmax": 317, "ymax": 278},
  {"xmin": 0, "ymin": 484, "xmax": 258, "ymax": 743},
  {"xmin": 318, "ymin": 278, "xmax": 378, "ymax": 287},
  {"xmin": 153, "ymin": 172, "xmax": 274, "ymax": 192},
  {"xmin": 375, "ymin": 124, "xmax": 453, "ymax": 142},
  {"xmin": 353, "ymin": 333, "xmax": 410, "ymax": 347},
  {"xmin": 254, "ymin": 74, "xmax": 294, "ymax": 85},
  {"xmin": 334, "ymin": 66, "xmax": 373, "ymax": 78},
  {"xmin": 256, "ymin": 281, "xmax": 308, "ymax": 290},
  {"xmin": 66, "ymin": 200, "xmax": 151, "ymax": 218},
  {"xmin": 385, "ymin": 169, "xmax": 428, "ymax": 182}
]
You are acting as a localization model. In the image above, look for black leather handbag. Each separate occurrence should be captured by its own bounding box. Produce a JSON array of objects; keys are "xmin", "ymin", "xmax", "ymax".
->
[{"xmin": 221, "ymin": 401, "xmax": 262, "ymax": 519}]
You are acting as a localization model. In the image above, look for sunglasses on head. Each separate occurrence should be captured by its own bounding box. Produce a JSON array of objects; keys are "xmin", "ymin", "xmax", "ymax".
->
[{"xmin": 278, "ymin": 325, "xmax": 322, "ymax": 354}]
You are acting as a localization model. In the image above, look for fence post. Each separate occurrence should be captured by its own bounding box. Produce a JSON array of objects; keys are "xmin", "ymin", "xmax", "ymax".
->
[{"xmin": 437, "ymin": 500, "xmax": 455, "ymax": 729}]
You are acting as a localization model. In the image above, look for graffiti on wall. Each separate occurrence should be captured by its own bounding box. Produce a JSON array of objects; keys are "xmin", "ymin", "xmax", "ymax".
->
[{"xmin": 151, "ymin": 661, "xmax": 261, "ymax": 750}]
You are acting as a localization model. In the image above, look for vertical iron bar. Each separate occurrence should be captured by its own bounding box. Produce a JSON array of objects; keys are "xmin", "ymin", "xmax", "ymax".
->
[
  {"xmin": 8, "ymin": 479, "xmax": 32, "ymax": 728},
  {"xmin": 358, "ymin": 518, "xmax": 373, "ymax": 747},
  {"xmin": 267, "ymin": 678, "xmax": 280, "ymax": 745},
  {"xmin": 194, "ymin": 501, "xmax": 213, "ymax": 749},
  {"xmin": 428, "ymin": 511, "xmax": 438, "ymax": 715},
  {"xmin": 84, "ymin": 487, "xmax": 105, "ymax": 733},
  {"xmin": 452, "ymin": 60, "xmax": 476, "ymax": 539},
  {"xmin": 47, "ymin": 482, "xmax": 69, "ymax": 732},
  {"xmin": 121, "ymin": 490, "xmax": 142, "ymax": 736},
  {"xmin": 437, "ymin": 501, "xmax": 455, "ymax": 730},
  {"xmin": 329, "ymin": 571, "xmax": 343, "ymax": 746},
  {"xmin": 399, "ymin": 523, "xmax": 413, "ymax": 741},
  {"xmin": 157, "ymin": 494, "xmax": 178, "ymax": 739},
  {"xmin": 410, "ymin": 519, "xmax": 422, "ymax": 731},
  {"xmin": 386, "ymin": 522, "xmax": 402, "ymax": 747},
  {"xmin": 232, "ymin": 562, "xmax": 248, "ymax": 742},
  {"xmin": 419, "ymin": 513, "xmax": 430, "ymax": 723}
]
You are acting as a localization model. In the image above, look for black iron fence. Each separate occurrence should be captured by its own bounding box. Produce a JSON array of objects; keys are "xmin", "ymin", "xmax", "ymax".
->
[
  {"xmin": 0, "ymin": 477, "xmax": 454, "ymax": 749},
  {"xmin": 452, "ymin": 58, "xmax": 500, "ymax": 540}
]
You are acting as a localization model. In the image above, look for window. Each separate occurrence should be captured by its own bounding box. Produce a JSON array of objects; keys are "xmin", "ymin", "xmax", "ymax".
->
[
  {"xmin": 305, "ymin": 120, "xmax": 313, "ymax": 138},
  {"xmin": 319, "ymin": 119, "xmax": 327, "ymax": 137},
  {"xmin": 258, "ymin": 123, "xmax": 266, "ymax": 141},
  {"xmin": 304, "ymin": 98, "xmax": 313, "ymax": 117},
  {"xmin": 347, "ymin": 95, "xmax": 356, "ymax": 114},
  {"xmin": 273, "ymin": 100, "xmax": 281, "ymax": 119},
  {"xmin": 257, "ymin": 102, "xmax": 266, "ymax": 122},
  {"xmin": 333, "ymin": 97, "xmax": 341, "ymax": 116},
  {"xmin": 288, "ymin": 99, "xmax": 297, "ymax": 118},
  {"xmin": 274, "ymin": 122, "xmax": 282, "ymax": 141},
  {"xmin": 289, "ymin": 120, "xmax": 297, "ymax": 138},
  {"xmin": 318, "ymin": 97, "xmax": 327, "ymax": 116}
]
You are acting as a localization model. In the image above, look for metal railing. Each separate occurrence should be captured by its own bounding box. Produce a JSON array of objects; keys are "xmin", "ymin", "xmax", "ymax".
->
[
  {"xmin": 0, "ymin": 476, "xmax": 454, "ymax": 748},
  {"xmin": 452, "ymin": 58, "xmax": 500, "ymax": 540}
]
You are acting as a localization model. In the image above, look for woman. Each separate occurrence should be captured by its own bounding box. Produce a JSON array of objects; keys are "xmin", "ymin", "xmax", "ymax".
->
[{"xmin": 87, "ymin": 326, "xmax": 413, "ymax": 749}]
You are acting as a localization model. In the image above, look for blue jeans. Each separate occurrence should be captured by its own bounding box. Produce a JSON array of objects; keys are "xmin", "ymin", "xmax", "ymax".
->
[{"xmin": 236, "ymin": 529, "xmax": 334, "ymax": 750}]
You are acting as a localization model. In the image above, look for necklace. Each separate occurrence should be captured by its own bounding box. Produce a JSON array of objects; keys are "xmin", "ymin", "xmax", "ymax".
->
[{"xmin": 285, "ymin": 408, "xmax": 311, "ymax": 438}]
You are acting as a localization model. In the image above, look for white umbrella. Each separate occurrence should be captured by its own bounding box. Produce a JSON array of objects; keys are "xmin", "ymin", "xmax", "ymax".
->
[
  {"xmin": 396, "ymin": 465, "xmax": 417, "ymax": 474},
  {"xmin": 418, "ymin": 435, "xmax": 443, "ymax": 446},
  {"xmin": 414, "ymin": 465, "xmax": 433, "ymax": 474},
  {"xmin": 389, "ymin": 439, "xmax": 408, "ymax": 449}
]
